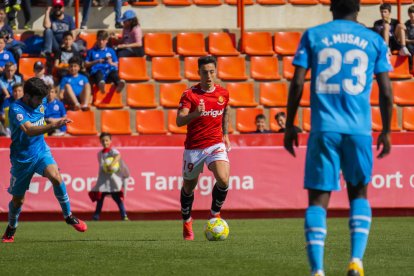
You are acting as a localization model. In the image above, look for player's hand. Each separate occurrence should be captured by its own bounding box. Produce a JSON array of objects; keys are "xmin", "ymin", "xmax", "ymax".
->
[
  {"xmin": 195, "ymin": 99, "xmax": 205, "ymax": 116},
  {"xmin": 223, "ymin": 134, "xmax": 231, "ymax": 152},
  {"xmin": 284, "ymin": 127, "xmax": 299, "ymax": 157},
  {"xmin": 53, "ymin": 118, "xmax": 73, "ymax": 128},
  {"xmin": 377, "ymin": 131, "xmax": 391, "ymax": 159}
]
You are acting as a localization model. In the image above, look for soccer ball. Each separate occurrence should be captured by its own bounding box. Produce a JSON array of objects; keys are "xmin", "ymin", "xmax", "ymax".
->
[
  {"xmin": 204, "ymin": 218, "xmax": 229, "ymax": 241},
  {"xmin": 103, "ymin": 157, "xmax": 120, "ymax": 174}
]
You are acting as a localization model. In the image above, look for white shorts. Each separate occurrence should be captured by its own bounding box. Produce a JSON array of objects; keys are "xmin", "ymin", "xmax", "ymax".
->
[{"xmin": 182, "ymin": 143, "xmax": 229, "ymax": 180}]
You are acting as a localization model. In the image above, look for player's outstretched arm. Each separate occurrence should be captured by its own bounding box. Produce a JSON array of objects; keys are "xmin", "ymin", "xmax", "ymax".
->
[
  {"xmin": 376, "ymin": 72, "xmax": 393, "ymax": 159},
  {"xmin": 21, "ymin": 118, "xmax": 72, "ymax": 137},
  {"xmin": 284, "ymin": 66, "xmax": 307, "ymax": 157},
  {"xmin": 222, "ymin": 105, "xmax": 231, "ymax": 151}
]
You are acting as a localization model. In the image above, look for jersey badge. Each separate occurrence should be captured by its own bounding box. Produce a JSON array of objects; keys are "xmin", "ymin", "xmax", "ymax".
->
[
  {"xmin": 39, "ymin": 105, "xmax": 45, "ymax": 114},
  {"xmin": 217, "ymin": 96, "xmax": 225, "ymax": 105},
  {"xmin": 16, "ymin": 114, "xmax": 23, "ymax": 122}
]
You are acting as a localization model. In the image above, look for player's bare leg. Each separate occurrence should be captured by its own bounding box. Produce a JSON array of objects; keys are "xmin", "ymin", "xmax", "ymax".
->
[
  {"xmin": 44, "ymin": 164, "xmax": 87, "ymax": 232},
  {"xmin": 347, "ymin": 183, "xmax": 369, "ymax": 276},
  {"xmin": 181, "ymin": 177, "xmax": 198, "ymax": 240},
  {"xmin": 2, "ymin": 195, "xmax": 25, "ymax": 243},
  {"xmin": 208, "ymin": 161, "xmax": 230, "ymax": 218}
]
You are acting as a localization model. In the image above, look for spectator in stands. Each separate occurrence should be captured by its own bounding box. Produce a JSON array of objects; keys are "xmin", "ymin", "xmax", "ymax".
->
[
  {"xmin": 42, "ymin": 0, "xmax": 77, "ymax": 57},
  {"xmin": 45, "ymin": 86, "xmax": 67, "ymax": 136},
  {"xmin": 7, "ymin": 0, "xmax": 31, "ymax": 30},
  {"xmin": 80, "ymin": 0, "xmax": 92, "ymax": 30},
  {"xmin": 60, "ymin": 56, "xmax": 91, "ymax": 111},
  {"xmin": 0, "ymin": 82, "xmax": 23, "ymax": 136},
  {"xmin": 115, "ymin": 10, "xmax": 144, "ymax": 57},
  {"xmin": 0, "ymin": 7, "xmax": 24, "ymax": 61},
  {"xmin": 373, "ymin": 3, "xmax": 411, "ymax": 56},
  {"xmin": 405, "ymin": 5, "xmax": 414, "ymax": 59},
  {"xmin": 0, "ymin": 62, "xmax": 21, "ymax": 107},
  {"xmin": 85, "ymin": 30, "xmax": 125, "ymax": 94},
  {"xmin": 253, "ymin": 114, "xmax": 271, "ymax": 134},
  {"xmin": 54, "ymin": 31, "xmax": 82, "ymax": 80},
  {"xmin": 275, "ymin": 111, "xmax": 302, "ymax": 133},
  {"xmin": 33, "ymin": 61, "xmax": 54, "ymax": 87},
  {"xmin": 89, "ymin": 132, "xmax": 129, "ymax": 221},
  {"xmin": 0, "ymin": 35, "xmax": 16, "ymax": 72},
  {"xmin": 82, "ymin": 0, "xmax": 123, "ymax": 29}
]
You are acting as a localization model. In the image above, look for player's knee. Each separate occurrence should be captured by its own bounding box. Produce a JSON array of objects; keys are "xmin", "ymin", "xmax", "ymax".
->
[
  {"xmin": 48, "ymin": 171, "xmax": 63, "ymax": 186},
  {"xmin": 12, "ymin": 197, "xmax": 24, "ymax": 208},
  {"xmin": 216, "ymin": 175, "xmax": 229, "ymax": 189}
]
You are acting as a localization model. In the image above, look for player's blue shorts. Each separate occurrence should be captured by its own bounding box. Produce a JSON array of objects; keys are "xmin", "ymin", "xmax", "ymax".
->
[
  {"xmin": 304, "ymin": 132, "xmax": 373, "ymax": 191},
  {"xmin": 8, "ymin": 150, "xmax": 56, "ymax": 197}
]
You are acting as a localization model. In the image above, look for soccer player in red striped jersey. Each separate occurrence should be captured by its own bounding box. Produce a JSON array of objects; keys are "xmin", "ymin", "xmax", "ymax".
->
[{"xmin": 176, "ymin": 56, "xmax": 231, "ymax": 240}]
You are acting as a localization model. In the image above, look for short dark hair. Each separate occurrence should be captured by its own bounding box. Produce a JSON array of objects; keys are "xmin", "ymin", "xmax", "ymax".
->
[
  {"xmin": 24, "ymin": 78, "xmax": 49, "ymax": 98},
  {"xmin": 255, "ymin": 114, "xmax": 266, "ymax": 121},
  {"xmin": 97, "ymin": 30, "xmax": 109, "ymax": 40},
  {"xmin": 69, "ymin": 56, "xmax": 82, "ymax": 66},
  {"xmin": 408, "ymin": 5, "xmax": 414, "ymax": 14},
  {"xmin": 198, "ymin": 56, "xmax": 216, "ymax": 69},
  {"xmin": 100, "ymin": 132, "xmax": 112, "ymax": 140},
  {"xmin": 4, "ymin": 61, "xmax": 15, "ymax": 69},
  {"xmin": 330, "ymin": 0, "xmax": 360, "ymax": 16},
  {"xmin": 12, "ymin": 83, "xmax": 23, "ymax": 91},
  {"xmin": 380, "ymin": 3, "xmax": 391, "ymax": 12},
  {"xmin": 63, "ymin": 31, "xmax": 73, "ymax": 39},
  {"xmin": 275, "ymin": 112, "xmax": 286, "ymax": 121}
]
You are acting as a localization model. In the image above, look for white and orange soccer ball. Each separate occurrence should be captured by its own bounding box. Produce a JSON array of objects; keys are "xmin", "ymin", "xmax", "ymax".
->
[
  {"xmin": 103, "ymin": 157, "xmax": 120, "ymax": 174},
  {"xmin": 204, "ymin": 218, "xmax": 229, "ymax": 241}
]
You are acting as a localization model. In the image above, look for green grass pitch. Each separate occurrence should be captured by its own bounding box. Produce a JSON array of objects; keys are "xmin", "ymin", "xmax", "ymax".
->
[{"xmin": 0, "ymin": 217, "xmax": 413, "ymax": 275}]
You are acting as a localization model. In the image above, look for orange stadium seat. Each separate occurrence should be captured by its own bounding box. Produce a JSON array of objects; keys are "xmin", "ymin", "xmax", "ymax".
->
[
  {"xmin": 360, "ymin": 0, "xmax": 381, "ymax": 3},
  {"xmin": 78, "ymin": 32, "xmax": 97, "ymax": 50},
  {"xmin": 300, "ymin": 82, "xmax": 311, "ymax": 107},
  {"xmin": 403, "ymin": 107, "xmax": 414, "ymax": 131},
  {"xmin": 118, "ymin": 57, "xmax": 149, "ymax": 81},
  {"xmin": 371, "ymin": 106, "xmax": 400, "ymax": 131},
  {"xmin": 236, "ymin": 108, "xmax": 264, "ymax": 133},
  {"xmin": 227, "ymin": 82, "xmax": 258, "ymax": 107},
  {"xmin": 282, "ymin": 56, "xmax": 311, "ymax": 80},
  {"xmin": 177, "ymin": 33, "xmax": 208, "ymax": 56},
  {"xmin": 194, "ymin": 0, "xmax": 222, "ymax": 5},
  {"xmin": 126, "ymin": 83, "xmax": 157, "ymax": 108},
  {"xmin": 302, "ymin": 107, "xmax": 311, "ymax": 132},
  {"xmin": 319, "ymin": 0, "xmax": 330, "ymax": 4},
  {"xmin": 370, "ymin": 81, "xmax": 379, "ymax": 105},
  {"xmin": 383, "ymin": 0, "xmax": 412, "ymax": 4},
  {"xmin": 257, "ymin": 0, "xmax": 286, "ymax": 4},
  {"xmin": 393, "ymin": 81, "xmax": 414, "ymax": 105},
  {"xmin": 208, "ymin": 32, "xmax": 240, "ymax": 56},
  {"xmin": 225, "ymin": 0, "xmax": 254, "ymax": 5},
  {"xmin": 389, "ymin": 55, "xmax": 412, "ymax": 79},
  {"xmin": 93, "ymin": 84, "xmax": 123, "ymax": 108},
  {"xmin": 184, "ymin": 57, "xmax": 201, "ymax": 81},
  {"xmin": 130, "ymin": 0, "xmax": 158, "ymax": 5},
  {"xmin": 269, "ymin": 107, "xmax": 299, "ymax": 132},
  {"xmin": 163, "ymin": 0, "xmax": 192, "ymax": 6},
  {"xmin": 101, "ymin": 110, "xmax": 132, "ymax": 135},
  {"xmin": 243, "ymin": 32, "xmax": 274, "ymax": 56},
  {"xmin": 288, "ymin": 0, "xmax": 318, "ymax": 4},
  {"xmin": 274, "ymin": 32, "xmax": 301, "ymax": 56},
  {"xmin": 217, "ymin": 56, "xmax": 248, "ymax": 80},
  {"xmin": 136, "ymin": 110, "xmax": 167, "ymax": 134},
  {"xmin": 144, "ymin": 33, "xmax": 174, "ymax": 56},
  {"xmin": 250, "ymin": 56, "xmax": 281, "ymax": 80},
  {"xmin": 66, "ymin": 110, "xmax": 97, "ymax": 135},
  {"xmin": 160, "ymin": 83, "xmax": 188, "ymax": 108},
  {"xmin": 259, "ymin": 82, "xmax": 288, "ymax": 107},
  {"xmin": 168, "ymin": 109, "xmax": 187, "ymax": 134},
  {"xmin": 19, "ymin": 57, "xmax": 46, "ymax": 80},
  {"xmin": 152, "ymin": 57, "xmax": 182, "ymax": 81}
]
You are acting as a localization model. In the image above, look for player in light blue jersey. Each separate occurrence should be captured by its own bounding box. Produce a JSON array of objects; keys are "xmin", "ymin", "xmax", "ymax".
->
[
  {"xmin": 2, "ymin": 77, "xmax": 87, "ymax": 243},
  {"xmin": 284, "ymin": 1, "xmax": 393, "ymax": 276}
]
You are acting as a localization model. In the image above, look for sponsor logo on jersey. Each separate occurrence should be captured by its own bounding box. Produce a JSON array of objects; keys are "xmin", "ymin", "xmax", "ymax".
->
[
  {"xmin": 32, "ymin": 118, "xmax": 45, "ymax": 127},
  {"xmin": 201, "ymin": 109, "xmax": 224, "ymax": 118},
  {"xmin": 217, "ymin": 96, "xmax": 225, "ymax": 105}
]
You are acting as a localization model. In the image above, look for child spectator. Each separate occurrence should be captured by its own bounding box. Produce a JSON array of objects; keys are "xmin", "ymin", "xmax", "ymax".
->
[
  {"xmin": 54, "ymin": 31, "xmax": 82, "ymax": 80},
  {"xmin": 60, "ymin": 56, "xmax": 91, "ymax": 111},
  {"xmin": 275, "ymin": 111, "xmax": 303, "ymax": 133},
  {"xmin": 42, "ymin": 0, "xmax": 77, "ymax": 56},
  {"xmin": 0, "ymin": 35, "xmax": 16, "ymax": 72},
  {"xmin": 373, "ymin": 3, "xmax": 411, "ymax": 56},
  {"xmin": 89, "ymin": 132, "xmax": 129, "ymax": 221},
  {"xmin": 45, "ymin": 86, "xmax": 67, "ymax": 136},
  {"xmin": 0, "ymin": 62, "xmax": 21, "ymax": 106},
  {"xmin": 254, "ymin": 114, "xmax": 271, "ymax": 133},
  {"xmin": 0, "ymin": 82, "xmax": 23, "ymax": 137},
  {"xmin": 85, "ymin": 30, "xmax": 125, "ymax": 93},
  {"xmin": 33, "ymin": 61, "xmax": 54, "ymax": 87},
  {"xmin": 116, "ymin": 10, "xmax": 144, "ymax": 57}
]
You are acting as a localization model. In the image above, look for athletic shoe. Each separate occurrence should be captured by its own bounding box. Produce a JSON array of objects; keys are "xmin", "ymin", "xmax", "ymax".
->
[
  {"xmin": 13, "ymin": 4, "xmax": 21, "ymax": 11},
  {"xmin": 208, "ymin": 212, "xmax": 221, "ymax": 219},
  {"xmin": 66, "ymin": 215, "xmax": 88, "ymax": 232},
  {"xmin": 23, "ymin": 23, "xmax": 31, "ymax": 30},
  {"xmin": 122, "ymin": 216, "xmax": 129, "ymax": 221},
  {"xmin": 2, "ymin": 225, "xmax": 16, "ymax": 243},
  {"xmin": 399, "ymin": 46, "xmax": 412, "ymax": 57},
  {"xmin": 183, "ymin": 218, "xmax": 194, "ymax": 240},
  {"xmin": 347, "ymin": 259, "xmax": 364, "ymax": 276},
  {"xmin": 311, "ymin": 270, "xmax": 325, "ymax": 276}
]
